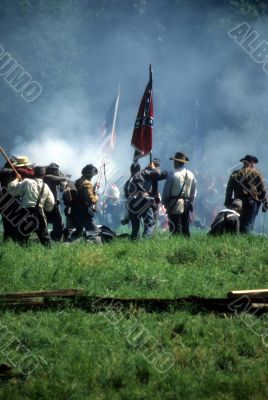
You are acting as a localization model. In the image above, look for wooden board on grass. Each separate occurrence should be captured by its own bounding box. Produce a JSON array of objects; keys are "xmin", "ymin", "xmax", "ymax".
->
[
  {"xmin": 0, "ymin": 288, "xmax": 85, "ymax": 300},
  {"xmin": 228, "ymin": 289, "xmax": 268, "ymax": 299}
]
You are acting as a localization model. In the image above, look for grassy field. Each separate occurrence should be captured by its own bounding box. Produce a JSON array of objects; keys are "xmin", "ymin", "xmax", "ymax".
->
[{"xmin": 0, "ymin": 233, "xmax": 268, "ymax": 399}]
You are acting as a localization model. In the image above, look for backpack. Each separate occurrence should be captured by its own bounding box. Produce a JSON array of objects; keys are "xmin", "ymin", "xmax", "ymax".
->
[
  {"xmin": 98, "ymin": 225, "xmax": 116, "ymax": 242},
  {"xmin": 63, "ymin": 182, "xmax": 78, "ymax": 207}
]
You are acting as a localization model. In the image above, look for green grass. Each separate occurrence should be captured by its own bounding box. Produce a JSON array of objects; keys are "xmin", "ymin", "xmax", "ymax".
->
[{"xmin": 0, "ymin": 234, "xmax": 268, "ymax": 399}]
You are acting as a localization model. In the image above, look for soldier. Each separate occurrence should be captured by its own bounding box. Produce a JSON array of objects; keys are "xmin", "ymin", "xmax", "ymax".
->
[
  {"xmin": 0, "ymin": 159, "xmax": 17, "ymax": 241},
  {"xmin": 8, "ymin": 166, "xmax": 54, "ymax": 246},
  {"xmin": 208, "ymin": 198, "xmax": 242, "ymax": 236},
  {"xmin": 62, "ymin": 180, "xmax": 77, "ymax": 241},
  {"xmin": 69, "ymin": 164, "xmax": 101, "ymax": 243},
  {"xmin": 162, "ymin": 152, "xmax": 196, "ymax": 237},
  {"xmin": 0, "ymin": 159, "xmax": 16, "ymax": 188},
  {"xmin": 121, "ymin": 164, "xmax": 140, "ymax": 227},
  {"xmin": 44, "ymin": 163, "xmax": 68, "ymax": 242},
  {"xmin": 149, "ymin": 158, "xmax": 168, "ymax": 229},
  {"xmin": 124, "ymin": 161, "xmax": 164, "ymax": 239},
  {"xmin": 0, "ymin": 155, "xmax": 35, "ymax": 241},
  {"xmin": 225, "ymin": 155, "xmax": 268, "ymax": 233}
]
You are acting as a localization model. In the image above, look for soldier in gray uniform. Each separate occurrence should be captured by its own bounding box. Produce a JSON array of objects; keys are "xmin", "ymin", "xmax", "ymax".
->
[
  {"xmin": 125, "ymin": 162, "xmax": 162, "ymax": 239},
  {"xmin": 208, "ymin": 199, "xmax": 242, "ymax": 236},
  {"xmin": 225, "ymin": 155, "xmax": 268, "ymax": 233}
]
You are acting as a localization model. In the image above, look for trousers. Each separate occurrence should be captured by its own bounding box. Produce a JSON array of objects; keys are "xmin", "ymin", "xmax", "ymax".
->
[
  {"xmin": 70, "ymin": 204, "xmax": 100, "ymax": 241},
  {"xmin": 240, "ymin": 198, "xmax": 260, "ymax": 233},
  {"xmin": 45, "ymin": 204, "xmax": 63, "ymax": 241},
  {"xmin": 17, "ymin": 207, "xmax": 51, "ymax": 246},
  {"xmin": 127, "ymin": 196, "xmax": 155, "ymax": 239},
  {"xmin": 168, "ymin": 211, "xmax": 190, "ymax": 237}
]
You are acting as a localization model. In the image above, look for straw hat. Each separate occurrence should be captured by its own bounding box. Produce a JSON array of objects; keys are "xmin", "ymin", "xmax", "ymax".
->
[{"xmin": 14, "ymin": 155, "xmax": 31, "ymax": 167}]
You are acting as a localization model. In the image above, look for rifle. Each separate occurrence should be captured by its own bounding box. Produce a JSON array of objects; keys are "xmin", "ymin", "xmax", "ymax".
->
[{"xmin": 0, "ymin": 146, "xmax": 21, "ymax": 180}]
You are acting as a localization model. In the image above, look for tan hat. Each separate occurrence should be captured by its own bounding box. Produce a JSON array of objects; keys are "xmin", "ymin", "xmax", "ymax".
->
[
  {"xmin": 169, "ymin": 152, "xmax": 189, "ymax": 163},
  {"xmin": 14, "ymin": 156, "xmax": 31, "ymax": 167}
]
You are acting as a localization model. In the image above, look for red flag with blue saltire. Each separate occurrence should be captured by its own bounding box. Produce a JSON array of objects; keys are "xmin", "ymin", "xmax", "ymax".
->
[
  {"xmin": 131, "ymin": 65, "xmax": 153, "ymax": 161},
  {"xmin": 99, "ymin": 88, "xmax": 120, "ymax": 154}
]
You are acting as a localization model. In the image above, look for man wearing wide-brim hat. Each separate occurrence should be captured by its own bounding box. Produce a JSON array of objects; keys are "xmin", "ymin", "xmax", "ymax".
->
[
  {"xmin": 7, "ymin": 166, "xmax": 55, "ymax": 246},
  {"xmin": 224, "ymin": 155, "xmax": 268, "ymax": 233},
  {"xmin": 162, "ymin": 152, "xmax": 196, "ymax": 236}
]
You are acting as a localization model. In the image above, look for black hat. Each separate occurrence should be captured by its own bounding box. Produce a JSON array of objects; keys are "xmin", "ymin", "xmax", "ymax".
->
[
  {"xmin": 240, "ymin": 155, "xmax": 258, "ymax": 164},
  {"xmin": 81, "ymin": 164, "xmax": 98, "ymax": 176},
  {"xmin": 46, "ymin": 163, "xmax": 60, "ymax": 176},
  {"xmin": 152, "ymin": 158, "xmax": 160, "ymax": 167},
  {"xmin": 46, "ymin": 163, "xmax": 59, "ymax": 170},
  {"xmin": 169, "ymin": 152, "xmax": 189, "ymax": 163},
  {"xmin": 34, "ymin": 166, "xmax": 46, "ymax": 178}
]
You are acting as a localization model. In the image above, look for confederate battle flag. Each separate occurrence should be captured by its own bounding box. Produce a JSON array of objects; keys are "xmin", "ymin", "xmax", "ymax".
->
[{"xmin": 131, "ymin": 65, "xmax": 153, "ymax": 160}]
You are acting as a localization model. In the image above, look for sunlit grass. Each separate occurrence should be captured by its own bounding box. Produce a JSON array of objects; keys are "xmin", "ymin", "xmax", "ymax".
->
[{"xmin": 0, "ymin": 234, "xmax": 267, "ymax": 399}]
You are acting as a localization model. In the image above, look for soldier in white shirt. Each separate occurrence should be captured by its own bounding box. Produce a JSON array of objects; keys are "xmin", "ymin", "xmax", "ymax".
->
[
  {"xmin": 8, "ymin": 166, "xmax": 55, "ymax": 245},
  {"xmin": 162, "ymin": 152, "xmax": 196, "ymax": 237}
]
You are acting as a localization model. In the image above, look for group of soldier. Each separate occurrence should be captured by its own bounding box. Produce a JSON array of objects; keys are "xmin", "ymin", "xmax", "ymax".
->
[{"xmin": 0, "ymin": 151, "xmax": 267, "ymax": 246}]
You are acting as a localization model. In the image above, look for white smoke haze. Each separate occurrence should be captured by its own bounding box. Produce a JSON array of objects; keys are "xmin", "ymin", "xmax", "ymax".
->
[
  {"xmin": 12, "ymin": 129, "xmax": 132, "ymax": 184},
  {"xmin": 11, "ymin": 92, "xmax": 134, "ymax": 181},
  {"xmin": 14, "ymin": 132, "xmax": 85, "ymax": 177}
]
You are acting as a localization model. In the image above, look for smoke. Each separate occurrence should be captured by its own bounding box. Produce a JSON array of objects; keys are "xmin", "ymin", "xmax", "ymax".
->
[{"xmin": 1, "ymin": 0, "xmax": 268, "ymax": 227}]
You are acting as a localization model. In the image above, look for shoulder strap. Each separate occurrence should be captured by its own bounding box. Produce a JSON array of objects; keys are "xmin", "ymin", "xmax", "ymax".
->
[
  {"xmin": 127, "ymin": 176, "xmax": 135, "ymax": 197},
  {"xmin": 180, "ymin": 170, "xmax": 188, "ymax": 197},
  {"xmin": 170, "ymin": 170, "xmax": 188, "ymax": 209},
  {"xmin": 35, "ymin": 181, "xmax": 45, "ymax": 209}
]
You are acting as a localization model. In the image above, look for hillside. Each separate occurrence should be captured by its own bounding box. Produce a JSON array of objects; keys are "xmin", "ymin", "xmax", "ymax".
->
[{"xmin": 0, "ymin": 235, "xmax": 267, "ymax": 399}]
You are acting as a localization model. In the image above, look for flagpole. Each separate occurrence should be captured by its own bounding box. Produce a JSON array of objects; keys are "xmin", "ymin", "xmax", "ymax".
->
[
  {"xmin": 149, "ymin": 64, "xmax": 153, "ymax": 164},
  {"xmin": 110, "ymin": 86, "xmax": 120, "ymax": 151}
]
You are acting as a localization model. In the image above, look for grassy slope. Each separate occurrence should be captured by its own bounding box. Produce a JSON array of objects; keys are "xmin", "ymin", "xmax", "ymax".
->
[{"xmin": 0, "ymin": 234, "xmax": 267, "ymax": 400}]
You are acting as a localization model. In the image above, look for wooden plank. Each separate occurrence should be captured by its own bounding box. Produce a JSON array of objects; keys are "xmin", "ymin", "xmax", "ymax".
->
[
  {"xmin": 0, "ymin": 289, "xmax": 85, "ymax": 300},
  {"xmin": 0, "ymin": 292, "xmax": 267, "ymax": 313},
  {"xmin": 251, "ymin": 303, "xmax": 268, "ymax": 309},
  {"xmin": 3, "ymin": 300, "xmax": 45, "ymax": 306},
  {"xmin": 4, "ymin": 298, "xmax": 44, "ymax": 304},
  {"xmin": 228, "ymin": 289, "xmax": 268, "ymax": 299}
]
